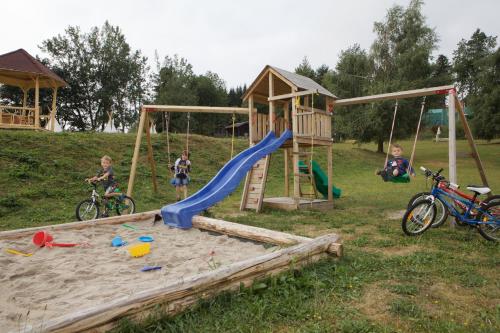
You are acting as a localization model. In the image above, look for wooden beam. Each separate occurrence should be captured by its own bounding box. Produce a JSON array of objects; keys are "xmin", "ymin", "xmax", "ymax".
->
[
  {"xmin": 50, "ymin": 87, "xmax": 58, "ymax": 131},
  {"xmin": 143, "ymin": 105, "xmax": 249, "ymax": 115},
  {"xmin": 327, "ymin": 145, "xmax": 333, "ymax": 202},
  {"xmin": 269, "ymin": 72, "xmax": 275, "ymax": 132},
  {"xmin": 454, "ymin": 95, "xmax": 490, "ymax": 188},
  {"xmin": 448, "ymin": 90, "xmax": 457, "ymax": 183},
  {"xmin": 334, "ymin": 85, "xmax": 455, "ymax": 106},
  {"xmin": 248, "ymin": 95, "xmax": 256, "ymax": 145},
  {"xmin": 145, "ymin": 114, "xmax": 158, "ymax": 193},
  {"xmin": 34, "ymin": 76, "xmax": 40, "ymax": 128},
  {"xmin": 0, "ymin": 210, "xmax": 159, "ymax": 240},
  {"xmin": 291, "ymin": 88, "xmax": 300, "ymax": 203},
  {"xmin": 268, "ymin": 89, "xmax": 319, "ymax": 102},
  {"xmin": 127, "ymin": 109, "xmax": 147, "ymax": 197}
]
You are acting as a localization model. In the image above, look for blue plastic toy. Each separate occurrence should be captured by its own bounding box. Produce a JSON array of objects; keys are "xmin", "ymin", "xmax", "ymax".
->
[
  {"xmin": 138, "ymin": 236, "xmax": 154, "ymax": 242},
  {"xmin": 111, "ymin": 236, "xmax": 127, "ymax": 247},
  {"xmin": 141, "ymin": 266, "xmax": 162, "ymax": 272}
]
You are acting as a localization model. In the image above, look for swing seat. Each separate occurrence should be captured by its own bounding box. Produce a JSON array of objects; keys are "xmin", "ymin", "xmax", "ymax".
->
[{"xmin": 388, "ymin": 173, "xmax": 410, "ymax": 183}]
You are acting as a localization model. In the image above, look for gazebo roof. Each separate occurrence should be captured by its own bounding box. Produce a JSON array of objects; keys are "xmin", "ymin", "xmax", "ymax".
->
[
  {"xmin": 243, "ymin": 65, "xmax": 337, "ymax": 102},
  {"xmin": 0, "ymin": 49, "xmax": 67, "ymax": 89}
]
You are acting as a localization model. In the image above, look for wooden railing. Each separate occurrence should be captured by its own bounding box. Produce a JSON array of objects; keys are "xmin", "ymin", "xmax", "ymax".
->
[
  {"xmin": 0, "ymin": 106, "xmax": 36, "ymax": 127},
  {"xmin": 253, "ymin": 113, "xmax": 288, "ymax": 142},
  {"xmin": 295, "ymin": 106, "xmax": 331, "ymax": 140}
]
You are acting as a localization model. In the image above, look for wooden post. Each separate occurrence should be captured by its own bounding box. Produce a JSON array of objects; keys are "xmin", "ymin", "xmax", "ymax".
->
[
  {"xmin": 248, "ymin": 95, "xmax": 255, "ymax": 146},
  {"xmin": 291, "ymin": 90, "xmax": 300, "ymax": 203},
  {"xmin": 284, "ymin": 101, "xmax": 290, "ymax": 197},
  {"xmin": 127, "ymin": 109, "xmax": 147, "ymax": 197},
  {"xmin": 455, "ymin": 95, "xmax": 490, "ymax": 188},
  {"xmin": 50, "ymin": 87, "xmax": 58, "ymax": 131},
  {"xmin": 269, "ymin": 72, "xmax": 275, "ymax": 133},
  {"xmin": 327, "ymin": 144, "xmax": 333, "ymax": 203},
  {"xmin": 34, "ymin": 77, "xmax": 40, "ymax": 128},
  {"xmin": 145, "ymin": 113, "xmax": 158, "ymax": 193},
  {"xmin": 448, "ymin": 90, "xmax": 457, "ymax": 183},
  {"xmin": 22, "ymin": 88, "xmax": 27, "ymax": 109}
]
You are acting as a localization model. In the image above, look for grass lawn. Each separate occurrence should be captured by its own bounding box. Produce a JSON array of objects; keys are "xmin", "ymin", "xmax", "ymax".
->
[{"xmin": 0, "ymin": 130, "xmax": 499, "ymax": 332}]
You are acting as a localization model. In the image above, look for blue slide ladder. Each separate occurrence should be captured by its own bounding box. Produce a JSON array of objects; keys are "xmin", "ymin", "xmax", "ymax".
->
[{"xmin": 161, "ymin": 130, "xmax": 293, "ymax": 228}]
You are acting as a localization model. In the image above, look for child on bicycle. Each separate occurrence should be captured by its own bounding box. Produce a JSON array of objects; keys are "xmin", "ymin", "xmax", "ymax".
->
[
  {"xmin": 171, "ymin": 150, "xmax": 191, "ymax": 201},
  {"xmin": 376, "ymin": 144, "xmax": 415, "ymax": 181},
  {"xmin": 88, "ymin": 155, "xmax": 121, "ymax": 216}
]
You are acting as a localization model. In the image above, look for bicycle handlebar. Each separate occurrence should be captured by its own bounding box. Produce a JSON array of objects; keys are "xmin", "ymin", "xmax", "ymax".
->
[{"xmin": 419, "ymin": 166, "xmax": 446, "ymax": 183}]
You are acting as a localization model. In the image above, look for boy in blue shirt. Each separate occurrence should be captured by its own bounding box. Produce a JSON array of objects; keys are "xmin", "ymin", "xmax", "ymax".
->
[{"xmin": 377, "ymin": 144, "xmax": 415, "ymax": 181}]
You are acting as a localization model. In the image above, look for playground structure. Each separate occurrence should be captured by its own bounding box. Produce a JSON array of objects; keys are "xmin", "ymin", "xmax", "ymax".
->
[
  {"xmin": 128, "ymin": 66, "xmax": 340, "ymax": 224},
  {"xmin": 0, "ymin": 49, "xmax": 67, "ymax": 131},
  {"xmin": 0, "ymin": 211, "xmax": 342, "ymax": 332},
  {"xmin": 127, "ymin": 65, "xmax": 491, "ymax": 229}
]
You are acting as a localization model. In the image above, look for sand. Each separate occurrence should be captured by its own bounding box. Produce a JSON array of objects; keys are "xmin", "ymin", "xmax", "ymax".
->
[{"xmin": 0, "ymin": 220, "xmax": 276, "ymax": 332}]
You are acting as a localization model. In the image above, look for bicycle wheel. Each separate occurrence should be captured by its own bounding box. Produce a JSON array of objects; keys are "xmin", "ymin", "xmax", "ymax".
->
[
  {"xmin": 476, "ymin": 201, "xmax": 500, "ymax": 242},
  {"xmin": 407, "ymin": 192, "xmax": 448, "ymax": 228},
  {"xmin": 453, "ymin": 195, "xmax": 500, "ymax": 227},
  {"xmin": 115, "ymin": 196, "xmax": 136, "ymax": 216},
  {"xmin": 402, "ymin": 199, "xmax": 437, "ymax": 236},
  {"xmin": 76, "ymin": 199, "xmax": 100, "ymax": 221}
]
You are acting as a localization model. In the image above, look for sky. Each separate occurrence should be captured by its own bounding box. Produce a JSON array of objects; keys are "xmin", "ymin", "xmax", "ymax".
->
[{"xmin": 1, "ymin": 0, "xmax": 499, "ymax": 88}]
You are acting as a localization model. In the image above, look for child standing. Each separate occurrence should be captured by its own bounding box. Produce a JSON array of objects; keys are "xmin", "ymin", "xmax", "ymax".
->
[
  {"xmin": 172, "ymin": 150, "xmax": 191, "ymax": 201},
  {"xmin": 377, "ymin": 144, "xmax": 415, "ymax": 182},
  {"xmin": 88, "ymin": 155, "xmax": 121, "ymax": 216}
]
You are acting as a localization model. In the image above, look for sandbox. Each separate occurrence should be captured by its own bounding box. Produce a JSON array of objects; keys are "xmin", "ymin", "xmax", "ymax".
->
[{"xmin": 0, "ymin": 211, "xmax": 342, "ymax": 332}]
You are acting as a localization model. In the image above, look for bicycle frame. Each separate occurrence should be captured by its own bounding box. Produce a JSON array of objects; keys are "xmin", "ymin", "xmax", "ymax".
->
[{"xmin": 427, "ymin": 187, "xmax": 497, "ymax": 226}]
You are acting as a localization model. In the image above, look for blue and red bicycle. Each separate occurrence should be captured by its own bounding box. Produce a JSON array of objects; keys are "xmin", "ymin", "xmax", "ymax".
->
[{"xmin": 402, "ymin": 167, "xmax": 499, "ymax": 241}]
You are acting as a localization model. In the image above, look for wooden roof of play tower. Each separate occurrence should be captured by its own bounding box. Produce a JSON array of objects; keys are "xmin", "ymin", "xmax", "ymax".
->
[{"xmin": 243, "ymin": 65, "xmax": 337, "ymax": 103}]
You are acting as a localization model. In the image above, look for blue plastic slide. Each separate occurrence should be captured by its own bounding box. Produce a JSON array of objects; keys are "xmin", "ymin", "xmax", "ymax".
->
[{"xmin": 161, "ymin": 130, "xmax": 293, "ymax": 228}]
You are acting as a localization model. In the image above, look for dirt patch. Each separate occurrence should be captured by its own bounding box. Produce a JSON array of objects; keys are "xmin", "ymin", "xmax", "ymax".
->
[
  {"xmin": 292, "ymin": 224, "xmax": 337, "ymax": 238},
  {"xmin": 419, "ymin": 281, "xmax": 499, "ymax": 324},
  {"xmin": 353, "ymin": 282, "xmax": 402, "ymax": 328},
  {"xmin": 362, "ymin": 244, "xmax": 424, "ymax": 257},
  {"xmin": 386, "ymin": 210, "xmax": 406, "ymax": 220}
]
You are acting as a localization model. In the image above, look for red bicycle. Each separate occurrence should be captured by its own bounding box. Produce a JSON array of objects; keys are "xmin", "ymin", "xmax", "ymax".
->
[{"xmin": 407, "ymin": 170, "xmax": 500, "ymax": 227}]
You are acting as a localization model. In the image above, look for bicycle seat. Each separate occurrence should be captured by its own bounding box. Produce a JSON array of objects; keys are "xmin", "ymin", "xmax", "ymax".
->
[{"xmin": 466, "ymin": 185, "xmax": 491, "ymax": 195}]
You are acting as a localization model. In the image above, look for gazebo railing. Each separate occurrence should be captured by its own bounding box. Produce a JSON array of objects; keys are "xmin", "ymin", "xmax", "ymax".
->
[{"xmin": 0, "ymin": 105, "xmax": 36, "ymax": 127}]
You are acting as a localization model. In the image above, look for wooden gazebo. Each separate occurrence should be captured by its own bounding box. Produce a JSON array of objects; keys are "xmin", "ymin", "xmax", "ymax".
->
[{"xmin": 0, "ymin": 49, "xmax": 67, "ymax": 131}]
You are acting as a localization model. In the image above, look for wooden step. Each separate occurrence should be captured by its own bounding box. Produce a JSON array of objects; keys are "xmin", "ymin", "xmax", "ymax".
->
[{"xmin": 240, "ymin": 155, "xmax": 271, "ymax": 212}]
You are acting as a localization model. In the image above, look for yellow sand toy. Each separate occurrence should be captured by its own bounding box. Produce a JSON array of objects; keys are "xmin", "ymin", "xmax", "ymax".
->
[{"xmin": 128, "ymin": 243, "xmax": 151, "ymax": 257}]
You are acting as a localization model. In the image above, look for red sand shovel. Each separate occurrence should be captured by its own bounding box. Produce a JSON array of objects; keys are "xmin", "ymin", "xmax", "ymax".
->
[{"xmin": 32, "ymin": 231, "xmax": 90, "ymax": 248}]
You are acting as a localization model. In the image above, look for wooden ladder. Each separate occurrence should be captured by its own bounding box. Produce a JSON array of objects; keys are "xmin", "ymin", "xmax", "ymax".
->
[
  {"xmin": 295, "ymin": 151, "xmax": 318, "ymax": 200},
  {"xmin": 240, "ymin": 155, "xmax": 271, "ymax": 212}
]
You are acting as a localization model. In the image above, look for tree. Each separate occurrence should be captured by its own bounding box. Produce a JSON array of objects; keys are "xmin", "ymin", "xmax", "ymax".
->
[
  {"xmin": 453, "ymin": 29, "xmax": 497, "ymax": 98},
  {"xmin": 368, "ymin": 0, "xmax": 438, "ymax": 152},
  {"xmin": 295, "ymin": 57, "xmax": 316, "ymax": 79},
  {"xmin": 321, "ymin": 44, "xmax": 374, "ymax": 141},
  {"xmin": 40, "ymin": 22, "xmax": 149, "ymax": 131},
  {"xmin": 468, "ymin": 48, "xmax": 500, "ymax": 140}
]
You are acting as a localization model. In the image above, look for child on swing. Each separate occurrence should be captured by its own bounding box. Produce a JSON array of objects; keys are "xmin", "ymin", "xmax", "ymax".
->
[
  {"xmin": 171, "ymin": 150, "xmax": 191, "ymax": 201},
  {"xmin": 376, "ymin": 144, "xmax": 415, "ymax": 182}
]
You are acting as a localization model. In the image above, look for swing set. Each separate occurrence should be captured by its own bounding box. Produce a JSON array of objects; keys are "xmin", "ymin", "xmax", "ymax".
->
[
  {"xmin": 127, "ymin": 105, "xmax": 249, "ymax": 196},
  {"xmin": 334, "ymin": 85, "xmax": 491, "ymax": 189}
]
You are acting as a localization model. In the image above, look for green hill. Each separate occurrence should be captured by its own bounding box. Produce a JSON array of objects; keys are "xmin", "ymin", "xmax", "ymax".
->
[{"xmin": 1, "ymin": 130, "xmax": 499, "ymax": 332}]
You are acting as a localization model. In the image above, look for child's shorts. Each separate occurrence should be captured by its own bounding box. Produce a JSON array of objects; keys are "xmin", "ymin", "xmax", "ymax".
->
[
  {"xmin": 172, "ymin": 177, "xmax": 189, "ymax": 186},
  {"xmin": 105, "ymin": 183, "xmax": 119, "ymax": 194}
]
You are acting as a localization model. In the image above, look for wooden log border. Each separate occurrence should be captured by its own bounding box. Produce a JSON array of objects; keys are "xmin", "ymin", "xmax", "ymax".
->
[{"xmin": 1, "ymin": 211, "xmax": 342, "ymax": 332}]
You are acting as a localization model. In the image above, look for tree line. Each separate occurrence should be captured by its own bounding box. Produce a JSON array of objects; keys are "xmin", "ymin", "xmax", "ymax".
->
[{"xmin": 0, "ymin": 0, "xmax": 497, "ymax": 143}]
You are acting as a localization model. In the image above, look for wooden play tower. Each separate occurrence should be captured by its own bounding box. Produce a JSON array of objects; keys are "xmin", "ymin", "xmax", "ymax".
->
[{"xmin": 240, "ymin": 66, "xmax": 337, "ymax": 212}]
